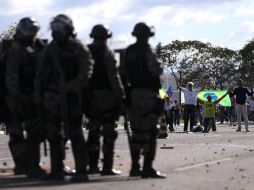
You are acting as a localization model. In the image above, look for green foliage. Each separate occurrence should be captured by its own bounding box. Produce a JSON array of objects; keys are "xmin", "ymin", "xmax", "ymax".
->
[
  {"xmin": 157, "ymin": 40, "xmax": 240, "ymax": 89},
  {"xmin": 239, "ymin": 39, "xmax": 254, "ymax": 87}
]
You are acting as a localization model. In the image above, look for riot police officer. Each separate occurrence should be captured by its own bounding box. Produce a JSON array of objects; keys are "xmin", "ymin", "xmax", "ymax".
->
[
  {"xmin": 86, "ymin": 24, "xmax": 124, "ymax": 175},
  {"xmin": 34, "ymin": 14, "xmax": 94, "ymax": 181},
  {"xmin": 5, "ymin": 17, "xmax": 46, "ymax": 178},
  {"xmin": 122, "ymin": 22, "xmax": 166, "ymax": 178}
]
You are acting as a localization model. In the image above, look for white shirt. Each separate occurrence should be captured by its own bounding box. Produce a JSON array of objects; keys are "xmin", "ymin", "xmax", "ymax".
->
[
  {"xmin": 182, "ymin": 88, "xmax": 200, "ymax": 105},
  {"xmin": 249, "ymin": 100, "xmax": 254, "ymax": 111}
]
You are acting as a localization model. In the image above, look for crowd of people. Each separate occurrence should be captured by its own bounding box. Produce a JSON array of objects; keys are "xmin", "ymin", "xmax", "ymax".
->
[
  {"xmin": 163, "ymin": 79, "xmax": 253, "ymax": 133},
  {"xmin": 0, "ymin": 15, "xmax": 166, "ymax": 182}
]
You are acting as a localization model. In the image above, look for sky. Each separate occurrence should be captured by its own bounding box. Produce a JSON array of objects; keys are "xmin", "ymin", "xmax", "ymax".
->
[{"xmin": 0, "ymin": 0, "xmax": 254, "ymax": 50}]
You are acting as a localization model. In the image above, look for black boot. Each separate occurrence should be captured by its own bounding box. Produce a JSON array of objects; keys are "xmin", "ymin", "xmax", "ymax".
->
[
  {"xmin": 63, "ymin": 164, "xmax": 76, "ymax": 176},
  {"xmin": 129, "ymin": 148, "xmax": 141, "ymax": 177},
  {"xmin": 88, "ymin": 151, "xmax": 100, "ymax": 174},
  {"xmin": 70, "ymin": 173, "xmax": 89, "ymax": 183},
  {"xmin": 142, "ymin": 137, "xmax": 166, "ymax": 179},
  {"xmin": 101, "ymin": 153, "xmax": 121, "ymax": 176},
  {"xmin": 141, "ymin": 168, "xmax": 166, "ymax": 178},
  {"xmin": 42, "ymin": 140, "xmax": 64, "ymax": 181}
]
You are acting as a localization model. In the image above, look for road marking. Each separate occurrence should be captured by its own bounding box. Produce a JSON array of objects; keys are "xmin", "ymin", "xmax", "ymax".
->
[
  {"xmin": 0, "ymin": 157, "xmax": 12, "ymax": 161},
  {"xmin": 174, "ymin": 157, "xmax": 234, "ymax": 172},
  {"xmin": 191, "ymin": 135, "xmax": 221, "ymax": 140}
]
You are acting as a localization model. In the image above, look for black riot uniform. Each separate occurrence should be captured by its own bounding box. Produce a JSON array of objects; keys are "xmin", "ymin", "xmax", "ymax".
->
[
  {"xmin": 86, "ymin": 24, "xmax": 124, "ymax": 175},
  {"xmin": 34, "ymin": 14, "xmax": 94, "ymax": 181},
  {"xmin": 4, "ymin": 17, "xmax": 46, "ymax": 178},
  {"xmin": 122, "ymin": 22, "xmax": 166, "ymax": 178}
]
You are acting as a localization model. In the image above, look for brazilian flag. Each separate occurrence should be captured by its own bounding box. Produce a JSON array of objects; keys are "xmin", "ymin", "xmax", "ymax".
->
[{"xmin": 197, "ymin": 90, "xmax": 231, "ymax": 107}]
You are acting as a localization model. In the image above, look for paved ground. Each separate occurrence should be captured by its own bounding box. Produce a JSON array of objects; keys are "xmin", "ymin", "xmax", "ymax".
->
[{"xmin": 0, "ymin": 123, "xmax": 254, "ymax": 190}]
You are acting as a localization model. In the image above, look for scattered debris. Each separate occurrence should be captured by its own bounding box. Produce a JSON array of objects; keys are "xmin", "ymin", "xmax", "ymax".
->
[
  {"xmin": 229, "ymin": 177, "xmax": 234, "ymax": 180},
  {"xmin": 239, "ymin": 168, "xmax": 245, "ymax": 172},
  {"xmin": 241, "ymin": 174, "xmax": 247, "ymax": 179},
  {"xmin": 222, "ymin": 148, "xmax": 226, "ymax": 151},
  {"xmin": 160, "ymin": 146, "xmax": 174, "ymax": 149},
  {"xmin": 205, "ymin": 164, "xmax": 209, "ymax": 168}
]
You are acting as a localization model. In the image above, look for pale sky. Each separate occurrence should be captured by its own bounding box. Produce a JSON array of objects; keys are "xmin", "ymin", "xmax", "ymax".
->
[{"xmin": 0, "ymin": 0, "xmax": 254, "ymax": 50}]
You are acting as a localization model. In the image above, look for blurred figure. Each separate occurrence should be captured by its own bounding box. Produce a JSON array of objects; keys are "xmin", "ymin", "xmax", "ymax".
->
[
  {"xmin": 195, "ymin": 100, "xmax": 203, "ymax": 126},
  {"xmin": 164, "ymin": 97, "xmax": 174, "ymax": 132},
  {"xmin": 35, "ymin": 14, "xmax": 93, "ymax": 181},
  {"xmin": 4, "ymin": 17, "xmax": 46, "ymax": 177},
  {"xmin": 227, "ymin": 93, "xmax": 236, "ymax": 126},
  {"xmin": 173, "ymin": 100, "xmax": 180, "ymax": 126},
  {"xmin": 123, "ymin": 22, "xmax": 166, "ymax": 178},
  {"xmin": 248, "ymin": 96, "xmax": 254, "ymax": 122},
  {"xmin": 86, "ymin": 24, "xmax": 124, "ymax": 175}
]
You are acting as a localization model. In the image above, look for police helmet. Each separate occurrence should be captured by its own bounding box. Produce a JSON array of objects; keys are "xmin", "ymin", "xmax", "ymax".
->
[
  {"xmin": 50, "ymin": 14, "xmax": 74, "ymax": 33},
  {"xmin": 90, "ymin": 24, "xmax": 112, "ymax": 39},
  {"xmin": 131, "ymin": 22, "xmax": 154, "ymax": 37},
  {"xmin": 16, "ymin": 17, "xmax": 40, "ymax": 37}
]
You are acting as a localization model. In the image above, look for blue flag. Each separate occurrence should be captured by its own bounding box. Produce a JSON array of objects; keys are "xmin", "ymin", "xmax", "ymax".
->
[{"xmin": 166, "ymin": 86, "xmax": 173, "ymax": 97}]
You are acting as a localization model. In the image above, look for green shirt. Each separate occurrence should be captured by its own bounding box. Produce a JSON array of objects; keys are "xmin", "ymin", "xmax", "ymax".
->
[{"xmin": 204, "ymin": 101, "xmax": 215, "ymax": 118}]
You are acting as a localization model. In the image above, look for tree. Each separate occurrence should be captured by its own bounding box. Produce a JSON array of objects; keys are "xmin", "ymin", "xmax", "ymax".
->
[
  {"xmin": 158, "ymin": 40, "xmax": 209, "ymax": 86},
  {"xmin": 239, "ymin": 39, "xmax": 254, "ymax": 87},
  {"xmin": 200, "ymin": 46, "xmax": 240, "ymax": 89},
  {"xmin": 157, "ymin": 40, "xmax": 239, "ymax": 91}
]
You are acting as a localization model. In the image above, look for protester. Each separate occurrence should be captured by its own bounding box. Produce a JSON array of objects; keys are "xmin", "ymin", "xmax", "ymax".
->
[
  {"xmin": 227, "ymin": 93, "xmax": 236, "ymax": 126},
  {"xmin": 248, "ymin": 96, "xmax": 254, "ymax": 122},
  {"xmin": 164, "ymin": 97, "xmax": 174, "ymax": 132},
  {"xmin": 195, "ymin": 100, "xmax": 203, "ymax": 126},
  {"xmin": 231, "ymin": 79, "xmax": 253, "ymax": 132},
  {"xmin": 175, "ymin": 78, "xmax": 201, "ymax": 132},
  {"xmin": 201, "ymin": 92, "xmax": 229, "ymax": 133},
  {"xmin": 173, "ymin": 100, "xmax": 180, "ymax": 126}
]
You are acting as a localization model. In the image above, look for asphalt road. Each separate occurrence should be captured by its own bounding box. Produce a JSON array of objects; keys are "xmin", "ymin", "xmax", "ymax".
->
[{"xmin": 0, "ymin": 123, "xmax": 254, "ymax": 190}]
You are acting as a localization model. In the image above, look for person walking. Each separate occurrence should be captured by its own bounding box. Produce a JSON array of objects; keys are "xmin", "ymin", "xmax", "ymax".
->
[{"xmin": 232, "ymin": 79, "xmax": 253, "ymax": 132}]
